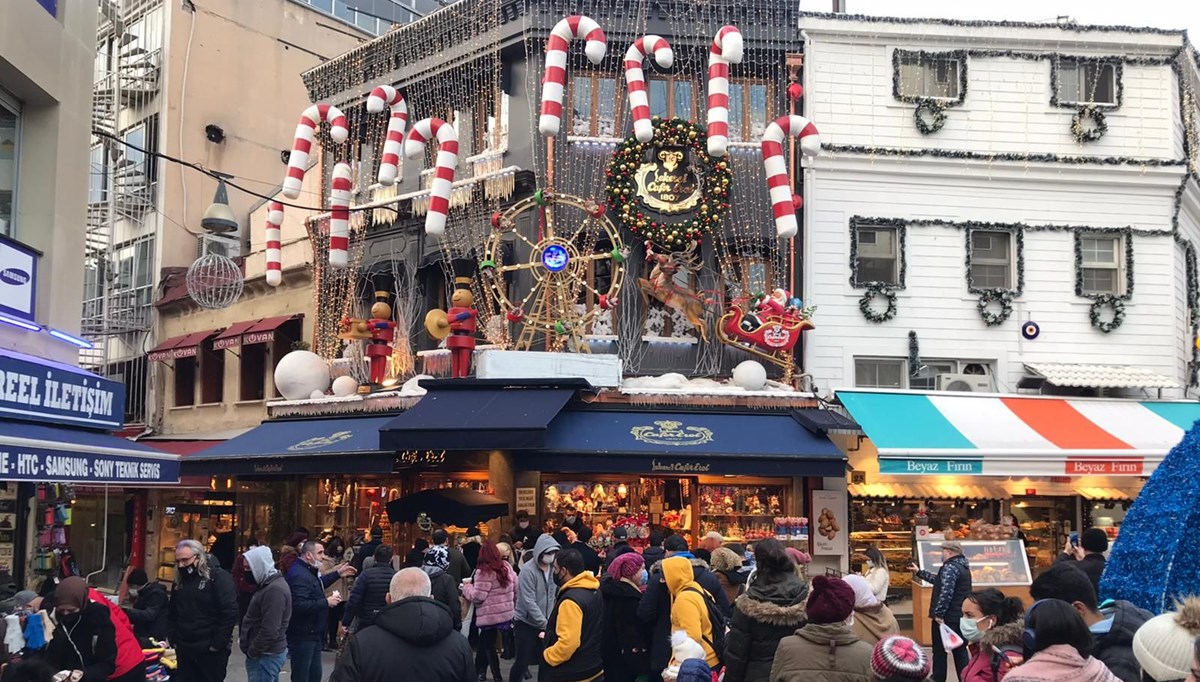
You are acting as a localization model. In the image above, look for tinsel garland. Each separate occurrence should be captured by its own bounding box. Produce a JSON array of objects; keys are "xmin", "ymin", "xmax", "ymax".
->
[
  {"xmin": 908, "ymin": 330, "xmax": 920, "ymax": 377},
  {"xmin": 892, "ymin": 50, "xmax": 968, "ymax": 106},
  {"xmin": 1071, "ymin": 106, "xmax": 1108, "ymax": 143},
  {"xmin": 1101, "ymin": 421, "xmax": 1200, "ymax": 614},
  {"xmin": 605, "ymin": 117, "xmax": 732, "ymax": 250},
  {"xmin": 1089, "ymin": 295, "xmax": 1126, "ymax": 333},
  {"xmin": 822, "ymin": 144, "xmax": 1187, "ymax": 167},
  {"xmin": 914, "ymin": 99, "xmax": 947, "ymax": 135},
  {"xmin": 853, "ymin": 215, "xmax": 1169, "ymax": 238},
  {"xmin": 849, "ymin": 221, "xmax": 907, "ymax": 288},
  {"xmin": 1073, "ymin": 229, "xmax": 1135, "ymax": 301},
  {"xmin": 801, "ymin": 10, "xmax": 1186, "ymax": 35},
  {"xmin": 976, "ymin": 289, "xmax": 1015, "ymax": 327},
  {"xmin": 859, "ymin": 282, "xmax": 898, "ymax": 323}
]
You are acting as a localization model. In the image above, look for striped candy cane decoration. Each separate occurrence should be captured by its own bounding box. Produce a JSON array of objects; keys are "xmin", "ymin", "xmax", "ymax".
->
[
  {"xmin": 539, "ymin": 15, "xmax": 607, "ymax": 137},
  {"xmin": 282, "ymin": 104, "xmax": 349, "ymax": 199},
  {"xmin": 404, "ymin": 118, "xmax": 459, "ymax": 237},
  {"xmin": 761, "ymin": 115, "xmax": 821, "ymax": 239},
  {"xmin": 264, "ymin": 201, "xmax": 284, "ymax": 287},
  {"xmin": 329, "ymin": 163, "xmax": 353, "ymax": 269},
  {"xmin": 625, "ymin": 35, "xmax": 674, "ymax": 143},
  {"xmin": 366, "ymin": 85, "xmax": 408, "ymax": 185},
  {"xmin": 707, "ymin": 26, "xmax": 744, "ymax": 158}
]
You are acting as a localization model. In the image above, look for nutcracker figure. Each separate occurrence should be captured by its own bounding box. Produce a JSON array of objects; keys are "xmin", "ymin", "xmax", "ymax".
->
[
  {"xmin": 425, "ymin": 277, "xmax": 479, "ymax": 378},
  {"xmin": 366, "ymin": 290, "xmax": 397, "ymax": 385}
]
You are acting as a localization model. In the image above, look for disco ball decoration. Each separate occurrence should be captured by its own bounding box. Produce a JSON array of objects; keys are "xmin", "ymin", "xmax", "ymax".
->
[{"xmin": 186, "ymin": 253, "xmax": 244, "ymax": 309}]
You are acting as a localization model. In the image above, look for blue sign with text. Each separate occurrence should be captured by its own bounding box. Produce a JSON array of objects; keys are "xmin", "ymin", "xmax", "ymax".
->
[
  {"xmin": 879, "ymin": 458, "xmax": 985, "ymax": 475},
  {"xmin": 0, "ymin": 354, "xmax": 125, "ymax": 429},
  {"xmin": 0, "ymin": 444, "xmax": 178, "ymax": 484}
]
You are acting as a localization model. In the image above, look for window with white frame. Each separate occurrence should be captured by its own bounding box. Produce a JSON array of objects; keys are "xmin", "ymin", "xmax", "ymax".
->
[
  {"xmin": 856, "ymin": 358, "xmax": 993, "ymax": 390},
  {"xmin": 969, "ymin": 230, "xmax": 1013, "ymax": 290},
  {"xmin": 1079, "ymin": 233, "xmax": 1125, "ymax": 296},
  {"xmin": 1056, "ymin": 59, "xmax": 1118, "ymax": 107},
  {"xmin": 897, "ymin": 51, "xmax": 961, "ymax": 100},
  {"xmin": 854, "ymin": 358, "xmax": 905, "ymax": 389},
  {"xmin": 854, "ymin": 225, "xmax": 901, "ymax": 286}
]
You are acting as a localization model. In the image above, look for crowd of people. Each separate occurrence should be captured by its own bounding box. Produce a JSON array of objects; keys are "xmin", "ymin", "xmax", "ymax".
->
[{"xmin": 4, "ymin": 521, "xmax": 1200, "ymax": 682}]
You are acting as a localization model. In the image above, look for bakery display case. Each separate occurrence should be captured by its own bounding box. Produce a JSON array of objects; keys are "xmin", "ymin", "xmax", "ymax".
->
[
  {"xmin": 851, "ymin": 531, "xmax": 914, "ymax": 590},
  {"xmin": 915, "ymin": 539, "xmax": 1032, "ymax": 586},
  {"xmin": 699, "ymin": 483, "xmax": 789, "ymax": 542}
]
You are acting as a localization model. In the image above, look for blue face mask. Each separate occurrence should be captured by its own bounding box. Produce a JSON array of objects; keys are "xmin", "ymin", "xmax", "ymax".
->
[
  {"xmin": 960, "ymin": 616, "xmax": 988, "ymax": 643},
  {"xmin": 640, "ymin": 570, "xmax": 649, "ymax": 587}
]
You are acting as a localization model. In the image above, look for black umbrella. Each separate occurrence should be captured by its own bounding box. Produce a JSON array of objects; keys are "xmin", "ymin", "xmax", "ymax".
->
[{"xmin": 386, "ymin": 488, "xmax": 510, "ymax": 528}]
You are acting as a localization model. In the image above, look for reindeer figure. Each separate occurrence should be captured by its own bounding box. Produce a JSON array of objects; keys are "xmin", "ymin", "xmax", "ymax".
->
[{"xmin": 637, "ymin": 241, "xmax": 711, "ymax": 341}]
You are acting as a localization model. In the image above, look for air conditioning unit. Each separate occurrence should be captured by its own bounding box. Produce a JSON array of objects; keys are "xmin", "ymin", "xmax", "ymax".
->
[
  {"xmin": 198, "ymin": 233, "xmax": 241, "ymax": 259},
  {"xmin": 937, "ymin": 373, "xmax": 995, "ymax": 393}
]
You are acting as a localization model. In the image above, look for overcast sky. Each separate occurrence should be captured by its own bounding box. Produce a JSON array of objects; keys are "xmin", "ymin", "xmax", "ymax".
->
[{"xmin": 804, "ymin": 1, "xmax": 1200, "ymax": 42}]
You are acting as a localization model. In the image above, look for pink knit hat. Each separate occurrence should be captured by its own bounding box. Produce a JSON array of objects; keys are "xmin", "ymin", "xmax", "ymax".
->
[
  {"xmin": 608, "ymin": 551, "xmax": 645, "ymax": 581},
  {"xmin": 785, "ymin": 547, "xmax": 812, "ymax": 565}
]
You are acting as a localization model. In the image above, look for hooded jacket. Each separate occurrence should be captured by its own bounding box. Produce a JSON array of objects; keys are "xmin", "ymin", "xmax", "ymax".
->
[
  {"xmin": 239, "ymin": 546, "xmax": 291, "ymax": 658},
  {"xmin": 124, "ymin": 580, "xmax": 169, "ymax": 641},
  {"xmin": 770, "ymin": 622, "xmax": 875, "ymax": 682},
  {"xmin": 961, "ymin": 621, "xmax": 1026, "ymax": 682},
  {"xmin": 1004, "ymin": 645, "xmax": 1119, "ymax": 682},
  {"xmin": 1092, "ymin": 600, "xmax": 1152, "ymax": 682},
  {"xmin": 343, "ymin": 561, "xmax": 396, "ymax": 629},
  {"xmin": 516, "ymin": 535, "xmax": 561, "ymax": 630},
  {"xmin": 329, "ymin": 596, "xmax": 473, "ymax": 682},
  {"xmin": 637, "ymin": 555, "xmax": 730, "ymax": 673},
  {"xmin": 724, "ymin": 572, "xmax": 809, "ymax": 682},
  {"xmin": 463, "ymin": 561, "xmax": 517, "ymax": 628},
  {"xmin": 851, "ymin": 603, "xmax": 900, "ymax": 646},
  {"xmin": 663, "ymin": 556, "xmax": 720, "ymax": 668},
  {"xmin": 541, "ymin": 571, "xmax": 603, "ymax": 682},
  {"xmin": 167, "ymin": 558, "xmax": 238, "ymax": 653},
  {"xmin": 600, "ymin": 576, "xmax": 651, "ymax": 682}
]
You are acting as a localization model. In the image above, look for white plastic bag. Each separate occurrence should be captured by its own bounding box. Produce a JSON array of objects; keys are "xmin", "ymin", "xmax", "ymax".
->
[{"xmin": 939, "ymin": 622, "xmax": 965, "ymax": 651}]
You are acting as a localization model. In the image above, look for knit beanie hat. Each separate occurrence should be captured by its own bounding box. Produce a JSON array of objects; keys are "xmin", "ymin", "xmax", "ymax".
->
[
  {"xmin": 664, "ymin": 535, "xmax": 689, "ymax": 553},
  {"xmin": 423, "ymin": 545, "xmax": 450, "ymax": 571},
  {"xmin": 710, "ymin": 547, "xmax": 742, "ymax": 573},
  {"xmin": 805, "ymin": 575, "xmax": 856, "ymax": 624},
  {"xmin": 786, "ymin": 547, "xmax": 812, "ymax": 565},
  {"xmin": 1133, "ymin": 598, "xmax": 1200, "ymax": 682},
  {"xmin": 872, "ymin": 635, "xmax": 932, "ymax": 681},
  {"xmin": 1081, "ymin": 528, "xmax": 1109, "ymax": 553},
  {"xmin": 609, "ymin": 551, "xmax": 645, "ymax": 582}
]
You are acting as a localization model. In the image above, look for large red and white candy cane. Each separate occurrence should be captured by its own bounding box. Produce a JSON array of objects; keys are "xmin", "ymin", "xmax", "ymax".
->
[
  {"xmin": 707, "ymin": 26, "xmax": 744, "ymax": 158},
  {"xmin": 539, "ymin": 15, "xmax": 607, "ymax": 137},
  {"xmin": 404, "ymin": 118, "xmax": 459, "ymax": 237},
  {"xmin": 282, "ymin": 104, "xmax": 348, "ymax": 199},
  {"xmin": 625, "ymin": 35, "xmax": 674, "ymax": 143},
  {"xmin": 329, "ymin": 163, "xmax": 353, "ymax": 268},
  {"xmin": 366, "ymin": 86, "xmax": 408, "ymax": 185},
  {"xmin": 761, "ymin": 115, "xmax": 821, "ymax": 239},
  {"xmin": 264, "ymin": 201, "xmax": 284, "ymax": 286}
]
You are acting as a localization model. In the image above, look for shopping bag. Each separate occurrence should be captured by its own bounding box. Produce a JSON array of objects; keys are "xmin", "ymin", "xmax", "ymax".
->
[
  {"xmin": 460, "ymin": 600, "xmax": 474, "ymax": 639},
  {"xmin": 939, "ymin": 622, "xmax": 965, "ymax": 651}
]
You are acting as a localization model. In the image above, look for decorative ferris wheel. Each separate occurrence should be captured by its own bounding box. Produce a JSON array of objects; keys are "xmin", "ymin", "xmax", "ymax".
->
[{"xmin": 479, "ymin": 190, "xmax": 627, "ymax": 352}]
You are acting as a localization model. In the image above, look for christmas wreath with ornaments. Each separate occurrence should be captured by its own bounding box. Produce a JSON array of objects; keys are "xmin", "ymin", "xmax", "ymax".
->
[
  {"xmin": 859, "ymin": 282, "xmax": 899, "ymax": 323},
  {"xmin": 606, "ymin": 117, "xmax": 732, "ymax": 249},
  {"xmin": 976, "ymin": 288, "xmax": 1015, "ymax": 326},
  {"xmin": 1089, "ymin": 294, "xmax": 1125, "ymax": 333}
]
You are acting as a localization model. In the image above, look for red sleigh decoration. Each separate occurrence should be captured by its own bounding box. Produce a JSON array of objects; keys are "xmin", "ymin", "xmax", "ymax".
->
[{"xmin": 717, "ymin": 305, "xmax": 815, "ymax": 384}]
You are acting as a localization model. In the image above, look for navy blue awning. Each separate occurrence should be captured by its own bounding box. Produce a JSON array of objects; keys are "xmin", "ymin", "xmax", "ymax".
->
[
  {"xmin": 0, "ymin": 420, "xmax": 180, "ymax": 484},
  {"xmin": 380, "ymin": 385, "xmax": 577, "ymax": 451},
  {"xmin": 527, "ymin": 410, "xmax": 846, "ymax": 477},
  {"xmin": 185, "ymin": 416, "xmax": 396, "ymax": 476}
]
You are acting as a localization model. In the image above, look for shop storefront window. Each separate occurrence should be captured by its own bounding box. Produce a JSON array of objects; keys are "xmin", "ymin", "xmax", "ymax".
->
[
  {"xmin": 699, "ymin": 484, "xmax": 788, "ymax": 542},
  {"xmin": 154, "ymin": 497, "xmax": 236, "ymax": 583},
  {"xmin": 543, "ymin": 478, "xmax": 694, "ymax": 550},
  {"xmin": 1011, "ymin": 496, "xmax": 1076, "ymax": 570},
  {"xmin": 0, "ymin": 90, "xmax": 19, "ymax": 237}
]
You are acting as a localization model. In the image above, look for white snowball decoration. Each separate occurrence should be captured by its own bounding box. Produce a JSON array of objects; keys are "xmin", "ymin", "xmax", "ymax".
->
[
  {"xmin": 310, "ymin": 390, "xmax": 326, "ymax": 400},
  {"xmin": 274, "ymin": 350, "xmax": 331, "ymax": 400},
  {"xmin": 332, "ymin": 375, "xmax": 360, "ymax": 397},
  {"xmin": 732, "ymin": 360, "xmax": 768, "ymax": 390}
]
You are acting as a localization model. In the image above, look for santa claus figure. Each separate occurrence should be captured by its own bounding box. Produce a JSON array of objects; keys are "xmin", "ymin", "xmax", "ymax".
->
[{"xmin": 741, "ymin": 288, "xmax": 791, "ymax": 332}]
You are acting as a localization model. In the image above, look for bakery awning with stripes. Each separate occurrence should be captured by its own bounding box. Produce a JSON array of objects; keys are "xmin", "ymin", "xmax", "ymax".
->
[{"xmin": 835, "ymin": 390, "xmax": 1200, "ymax": 477}]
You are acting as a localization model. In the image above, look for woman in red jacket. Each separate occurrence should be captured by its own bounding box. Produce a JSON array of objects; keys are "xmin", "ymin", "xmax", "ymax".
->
[
  {"xmin": 463, "ymin": 542, "xmax": 517, "ymax": 682},
  {"xmin": 960, "ymin": 588, "xmax": 1026, "ymax": 682}
]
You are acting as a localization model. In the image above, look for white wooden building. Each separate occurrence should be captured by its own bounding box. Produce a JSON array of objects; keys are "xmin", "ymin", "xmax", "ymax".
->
[{"xmin": 798, "ymin": 12, "xmax": 1200, "ymax": 399}]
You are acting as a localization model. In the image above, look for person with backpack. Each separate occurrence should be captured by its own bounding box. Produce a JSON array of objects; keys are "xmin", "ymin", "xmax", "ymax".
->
[
  {"xmin": 638, "ymin": 537, "xmax": 730, "ymax": 675},
  {"xmin": 662, "ymin": 556, "xmax": 722, "ymax": 670},
  {"xmin": 959, "ymin": 589, "xmax": 1025, "ymax": 682},
  {"xmin": 541, "ymin": 548, "xmax": 603, "ymax": 682}
]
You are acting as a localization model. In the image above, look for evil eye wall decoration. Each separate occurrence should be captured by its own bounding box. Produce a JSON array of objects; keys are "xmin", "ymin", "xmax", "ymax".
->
[{"xmin": 1022, "ymin": 321, "xmax": 1041, "ymax": 340}]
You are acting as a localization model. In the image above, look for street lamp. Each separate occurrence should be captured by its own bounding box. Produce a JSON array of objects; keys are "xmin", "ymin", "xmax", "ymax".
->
[{"xmin": 201, "ymin": 176, "xmax": 238, "ymax": 234}]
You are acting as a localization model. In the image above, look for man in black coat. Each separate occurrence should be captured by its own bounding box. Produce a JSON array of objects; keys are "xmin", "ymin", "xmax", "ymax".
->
[
  {"xmin": 421, "ymin": 545, "xmax": 463, "ymax": 632},
  {"xmin": 510, "ymin": 510, "xmax": 538, "ymax": 552},
  {"xmin": 602, "ymin": 526, "xmax": 634, "ymax": 574},
  {"xmin": 123, "ymin": 567, "xmax": 168, "ymax": 642},
  {"xmin": 637, "ymin": 535, "xmax": 731, "ymax": 674},
  {"xmin": 352, "ymin": 527, "xmax": 383, "ymax": 572},
  {"xmin": 286, "ymin": 540, "xmax": 357, "ymax": 682},
  {"xmin": 167, "ymin": 539, "xmax": 239, "ymax": 682},
  {"xmin": 553, "ymin": 531, "xmax": 600, "ymax": 576},
  {"xmin": 330, "ymin": 568, "xmax": 473, "ymax": 682},
  {"xmin": 1055, "ymin": 527, "xmax": 1109, "ymax": 600},
  {"xmin": 911, "ymin": 541, "xmax": 972, "ymax": 682},
  {"xmin": 342, "ymin": 545, "xmax": 397, "ymax": 631}
]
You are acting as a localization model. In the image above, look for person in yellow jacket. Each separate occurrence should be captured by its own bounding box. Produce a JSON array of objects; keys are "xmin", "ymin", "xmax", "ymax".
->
[
  {"xmin": 663, "ymin": 555, "xmax": 721, "ymax": 668},
  {"xmin": 541, "ymin": 548, "xmax": 604, "ymax": 682}
]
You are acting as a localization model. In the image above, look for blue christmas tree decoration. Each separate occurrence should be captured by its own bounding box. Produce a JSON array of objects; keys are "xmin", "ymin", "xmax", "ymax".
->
[{"xmin": 1101, "ymin": 419, "xmax": 1200, "ymax": 614}]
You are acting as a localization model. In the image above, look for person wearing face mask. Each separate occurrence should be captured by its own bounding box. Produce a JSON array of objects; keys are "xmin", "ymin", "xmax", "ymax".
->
[
  {"xmin": 542, "ymin": 548, "xmax": 603, "ymax": 682},
  {"xmin": 167, "ymin": 539, "xmax": 239, "ymax": 682},
  {"xmin": 959, "ymin": 589, "xmax": 1026, "ymax": 682},
  {"xmin": 512, "ymin": 512, "xmax": 538, "ymax": 553},
  {"xmin": 45, "ymin": 577, "xmax": 145, "ymax": 682},
  {"xmin": 864, "ymin": 546, "xmax": 890, "ymax": 604},
  {"xmin": 512, "ymin": 534, "xmax": 561, "ymax": 682},
  {"xmin": 560, "ymin": 506, "xmax": 591, "ymax": 544},
  {"xmin": 121, "ymin": 568, "xmax": 168, "ymax": 642},
  {"xmin": 600, "ymin": 552, "xmax": 651, "ymax": 682}
]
